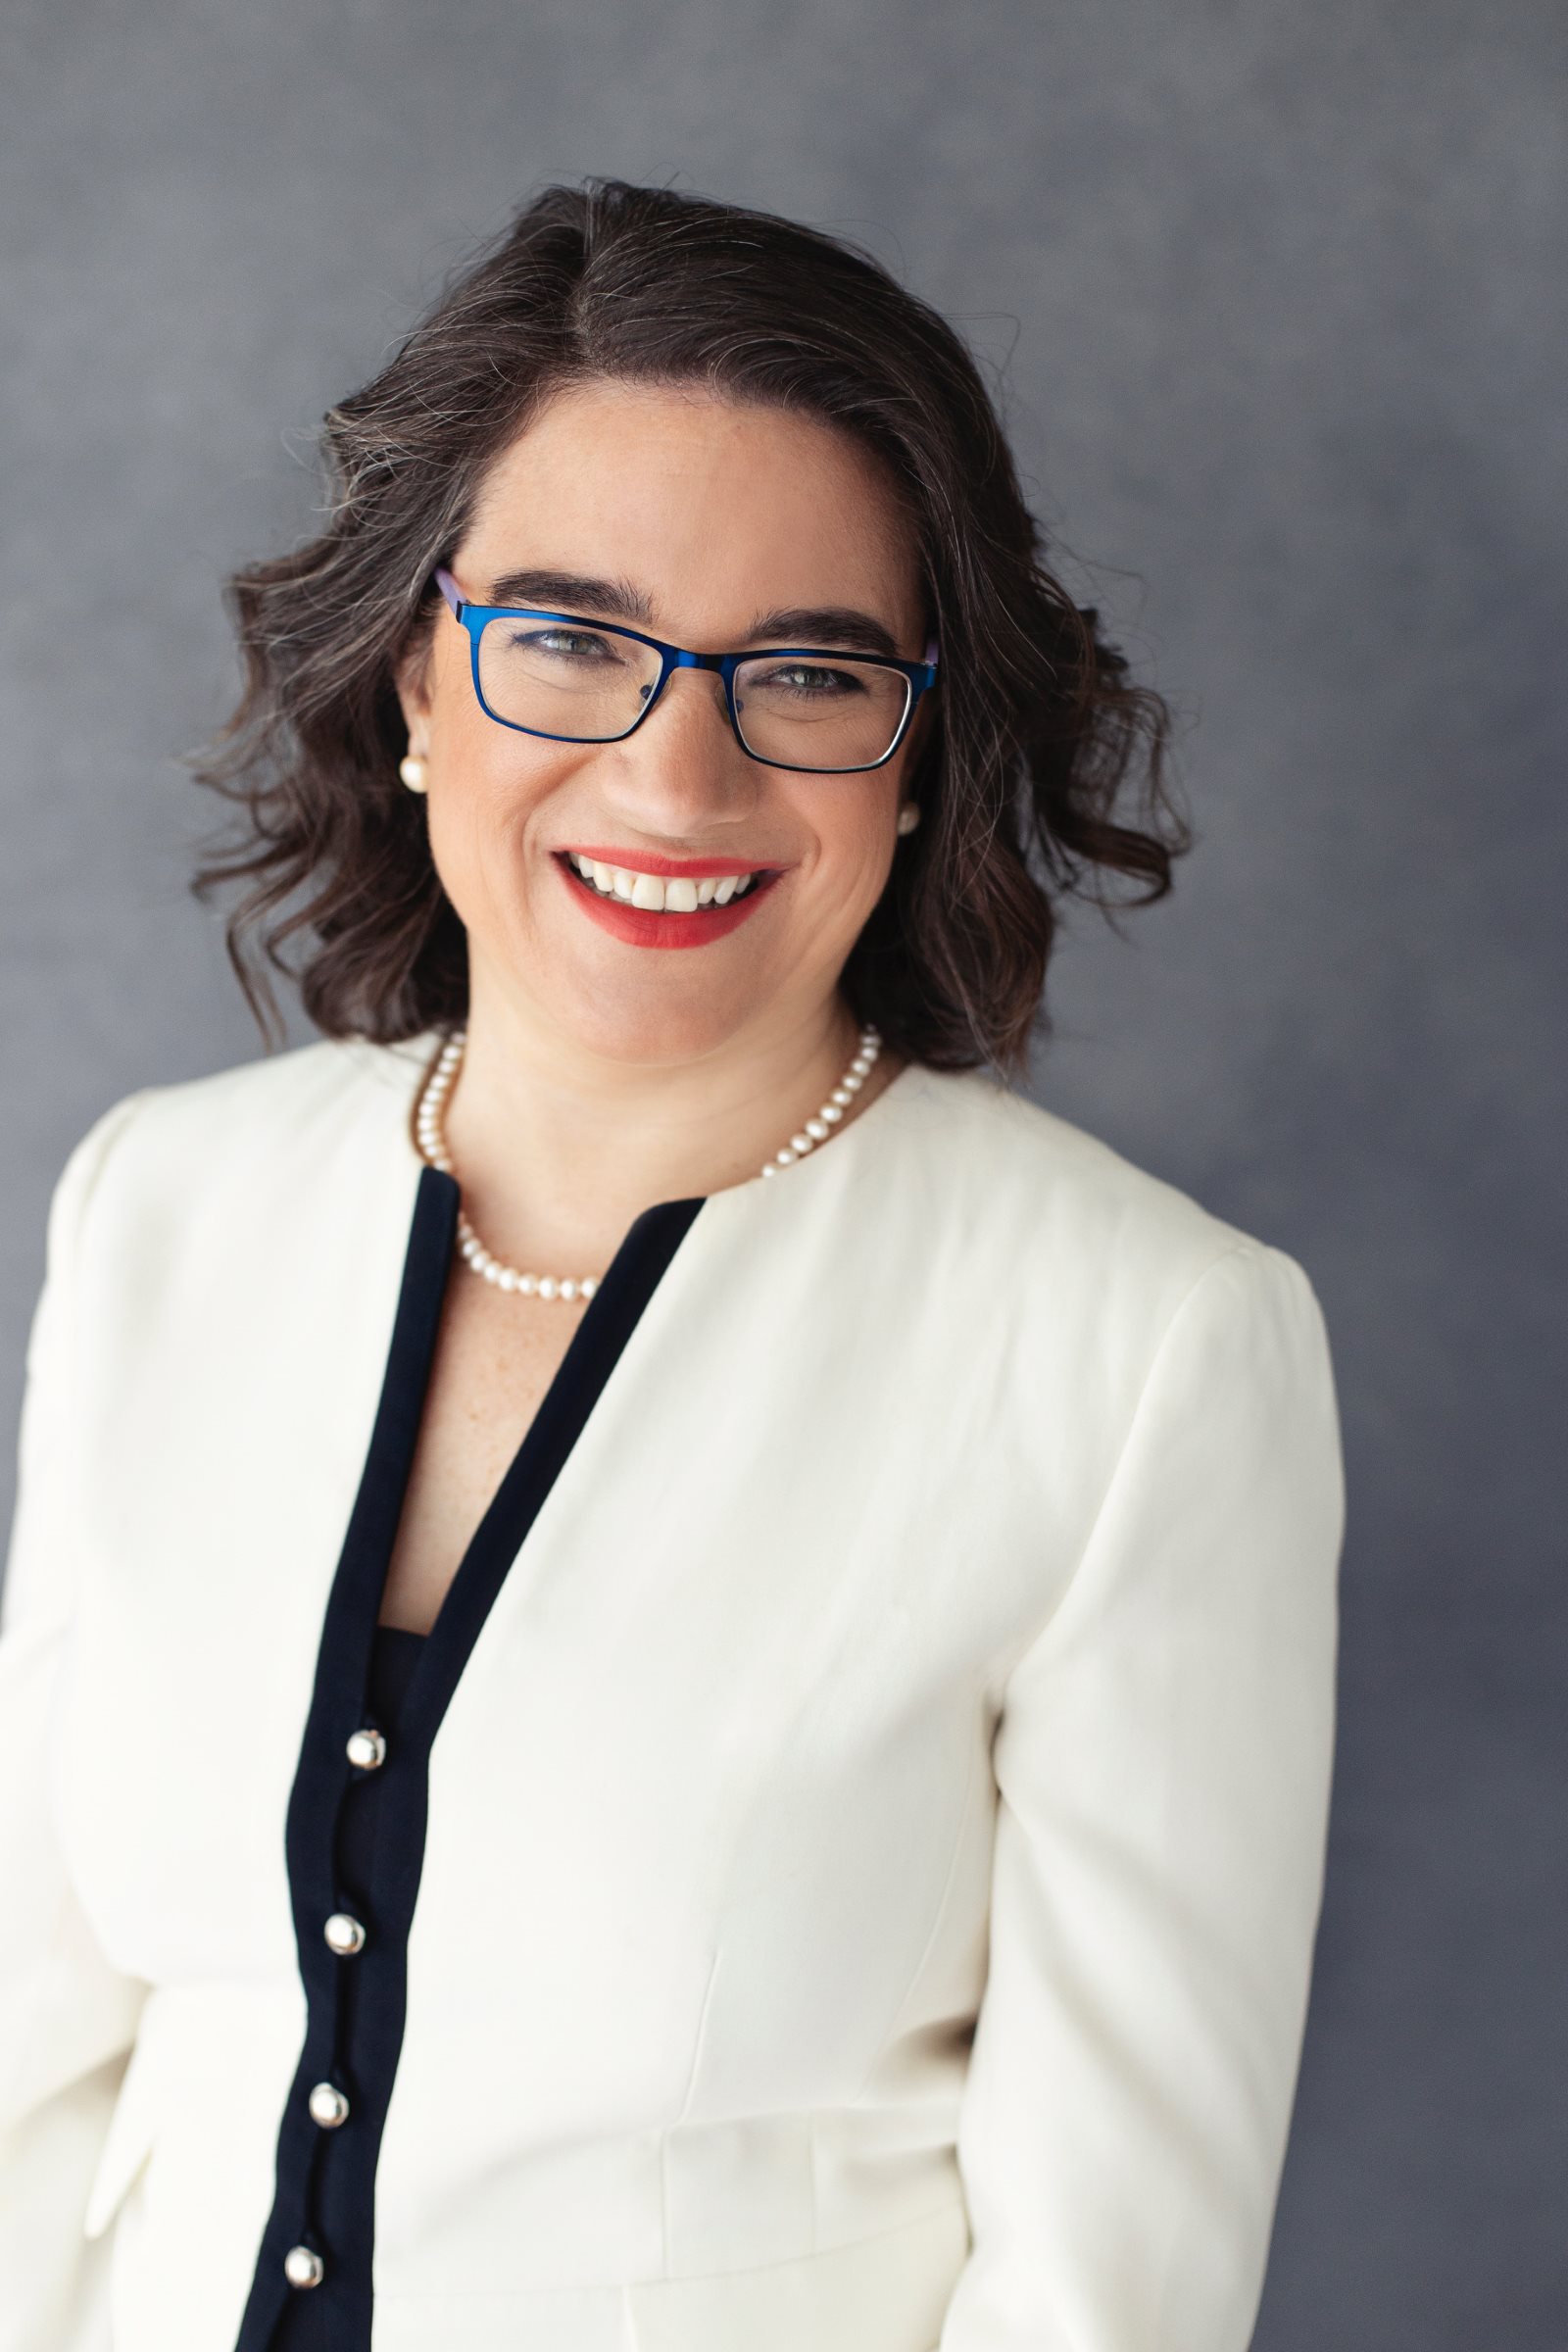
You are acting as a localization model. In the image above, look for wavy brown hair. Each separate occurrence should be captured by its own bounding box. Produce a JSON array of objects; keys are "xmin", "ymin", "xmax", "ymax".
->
[{"xmin": 189, "ymin": 176, "xmax": 1191, "ymax": 1077}]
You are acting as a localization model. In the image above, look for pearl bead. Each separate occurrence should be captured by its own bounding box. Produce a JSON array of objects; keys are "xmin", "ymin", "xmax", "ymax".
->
[
  {"xmin": 284, "ymin": 2245, "xmax": 325, "ymax": 2289},
  {"xmin": 414, "ymin": 1021, "xmax": 883, "ymax": 1291},
  {"xmin": 323, "ymin": 1912, "xmax": 366, "ymax": 1956}
]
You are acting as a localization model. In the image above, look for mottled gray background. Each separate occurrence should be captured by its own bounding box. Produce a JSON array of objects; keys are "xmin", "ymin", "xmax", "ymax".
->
[{"xmin": 3, "ymin": 2, "xmax": 1563, "ymax": 2342}]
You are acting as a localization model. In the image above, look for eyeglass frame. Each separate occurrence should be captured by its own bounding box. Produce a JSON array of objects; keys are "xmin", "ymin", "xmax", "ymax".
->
[{"xmin": 432, "ymin": 566, "xmax": 939, "ymax": 775}]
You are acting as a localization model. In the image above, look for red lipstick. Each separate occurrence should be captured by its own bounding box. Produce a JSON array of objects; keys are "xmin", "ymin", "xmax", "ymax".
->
[{"xmin": 554, "ymin": 853, "xmax": 782, "ymax": 951}]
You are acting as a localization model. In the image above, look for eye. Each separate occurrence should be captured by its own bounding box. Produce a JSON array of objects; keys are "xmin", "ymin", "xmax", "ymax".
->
[
  {"xmin": 511, "ymin": 624, "xmax": 624, "ymax": 665},
  {"xmin": 752, "ymin": 661, "xmax": 865, "ymax": 698}
]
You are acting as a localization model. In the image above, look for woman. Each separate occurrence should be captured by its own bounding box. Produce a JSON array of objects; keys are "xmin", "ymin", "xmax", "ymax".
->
[{"xmin": 0, "ymin": 180, "xmax": 1345, "ymax": 2352}]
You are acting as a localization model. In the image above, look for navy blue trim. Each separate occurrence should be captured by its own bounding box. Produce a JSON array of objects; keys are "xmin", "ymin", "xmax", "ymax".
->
[{"xmin": 234, "ymin": 1164, "xmax": 705, "ymax": 2351}]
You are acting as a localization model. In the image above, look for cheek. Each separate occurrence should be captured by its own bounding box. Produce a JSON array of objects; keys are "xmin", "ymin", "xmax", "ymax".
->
[
  {"xmin": 422, "ymin": 739, "xmax": 576, "ymax": 909},
  {"xmin": 425, "ymin": 633, "xmax": 574, "ymax": 823},
  {"xmin": 799, "ymin": 780, "xmax": 902, "ymax": 917}
]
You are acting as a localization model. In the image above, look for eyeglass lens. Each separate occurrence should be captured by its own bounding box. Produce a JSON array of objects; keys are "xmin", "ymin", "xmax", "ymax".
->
[{"xmin": 476, "ymin": 616, "xmax": 911, "ymax": 769}]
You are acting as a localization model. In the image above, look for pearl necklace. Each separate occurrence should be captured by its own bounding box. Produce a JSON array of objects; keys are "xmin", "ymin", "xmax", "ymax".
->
[{"xmin": 413, "ymin": 1020, "xmax": 884, "ymax": 1301}]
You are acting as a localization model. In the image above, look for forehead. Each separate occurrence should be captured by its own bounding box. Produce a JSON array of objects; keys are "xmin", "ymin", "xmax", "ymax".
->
[{"xmin": 460, "ymin": 379, "xmax": 924, "ymax": 643}]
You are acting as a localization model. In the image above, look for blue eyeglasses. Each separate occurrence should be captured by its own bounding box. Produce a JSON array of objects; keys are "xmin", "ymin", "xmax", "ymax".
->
[{"xmin": 433, "ymin": 567, "xmax": 939, "ymax": 775}]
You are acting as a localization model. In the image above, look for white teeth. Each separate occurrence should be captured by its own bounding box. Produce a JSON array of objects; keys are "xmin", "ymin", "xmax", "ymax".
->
[{"xmin": 564, "ymin": 856, "xmax": 761, "ymax": 912}]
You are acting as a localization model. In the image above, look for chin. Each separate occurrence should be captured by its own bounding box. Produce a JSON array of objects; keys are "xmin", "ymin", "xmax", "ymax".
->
[{"xmin": 536, "ymin": 975, "xmax": 762, "ymax": 1070}]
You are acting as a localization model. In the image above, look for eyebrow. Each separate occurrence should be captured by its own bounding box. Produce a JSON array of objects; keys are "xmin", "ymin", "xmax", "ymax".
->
[
  {"xmin": 484, "ymin": 568, "xmax": 656, "ymax": 624},
  {"xmin": 746, "ymin": 605, "xmax": 903, "ymax": 661},
  {"xmin": 481, "ymin": 568, "xmax": 905, "ymax": 661}
]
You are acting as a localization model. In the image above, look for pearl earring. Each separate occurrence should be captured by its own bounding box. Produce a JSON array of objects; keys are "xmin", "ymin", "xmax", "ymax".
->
[
  {"xmin": 896, "ymin": 803, "xmax": 921, "ymax": 836},
  {"xmin": 399, "ymin": 755, "xmax": 428, "ymax": 795}
]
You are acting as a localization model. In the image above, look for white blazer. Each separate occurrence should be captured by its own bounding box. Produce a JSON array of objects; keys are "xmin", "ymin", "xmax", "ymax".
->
[{"xmin": 0, "ymin": 1030, "xmax": 1345, "ymax": 2352}]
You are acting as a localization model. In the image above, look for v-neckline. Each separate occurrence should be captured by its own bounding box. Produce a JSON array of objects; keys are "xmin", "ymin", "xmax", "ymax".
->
[{"xmin": 345, "ymin": 1165, "xmax": 707, "ymax": 1743}]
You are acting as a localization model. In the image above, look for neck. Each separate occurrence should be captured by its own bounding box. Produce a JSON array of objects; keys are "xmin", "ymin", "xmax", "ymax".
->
[{"xmin": 433, "ymin": 970, "xmax": 894, "ymax": 1275}]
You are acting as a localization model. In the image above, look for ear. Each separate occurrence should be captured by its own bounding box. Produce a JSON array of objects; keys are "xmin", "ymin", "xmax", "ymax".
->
[{"xmin": 393, "ymin": 624, "xmax": 437, "ymax": 743}]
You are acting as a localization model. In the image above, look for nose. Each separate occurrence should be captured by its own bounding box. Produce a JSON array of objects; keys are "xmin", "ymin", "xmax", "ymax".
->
[{"xmin": 601, "ymin": 664, "xmax": 759, "ymax": 832}]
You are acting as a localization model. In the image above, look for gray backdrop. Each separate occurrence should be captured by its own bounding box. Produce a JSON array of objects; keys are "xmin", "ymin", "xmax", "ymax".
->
[{"xmin": 3, "ymin": 3, "xmax": 1563, "ymax": 2343}]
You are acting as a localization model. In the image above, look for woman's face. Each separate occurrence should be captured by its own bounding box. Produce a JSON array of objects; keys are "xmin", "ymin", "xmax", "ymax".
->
[{"xmin": 397, "ymin": 378, "xmax": 929, "ymax": 1070}]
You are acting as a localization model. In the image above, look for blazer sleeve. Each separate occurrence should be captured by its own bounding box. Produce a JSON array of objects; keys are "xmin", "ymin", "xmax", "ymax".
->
[
  {"xmin": 940, "ymin": 1240, "xmax": 1346, "ymax": 2352},
  {"xmin": 0, "ymin": 1096, "xmax": 153, "ymax": 2352}
]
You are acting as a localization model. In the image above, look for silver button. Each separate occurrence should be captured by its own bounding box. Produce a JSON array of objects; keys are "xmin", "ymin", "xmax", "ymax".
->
[
  {"xmin": 346, "ymin": 1727, "xmax": 386, "ymax": 1771},
  {"xmin": 323, "ymin": 1911, "xmax": 367, "ymax": 1956},
  {"xmin": 308, "ymin": 2081, "xmax": 351, "ymax": 2129},
  {"xmin": 283, "ymin": 2244, "xmax": 324, "ymax": 2289}
]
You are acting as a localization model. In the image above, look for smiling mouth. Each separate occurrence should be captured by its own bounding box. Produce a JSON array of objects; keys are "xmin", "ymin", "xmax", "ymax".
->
[{"xmin": 553, "ymin": 850, "xmax": 781, "ymax": 914}]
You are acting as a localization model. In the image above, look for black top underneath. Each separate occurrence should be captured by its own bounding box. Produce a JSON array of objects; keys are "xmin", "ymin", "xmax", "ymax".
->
[
  {"xmin": 369, "ymin": 1624, "xmax": 426, "ymax": 1708},
  {"xmin": 339, "ymin": 1628, "xmax": 426, "ymax": 1903}
]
